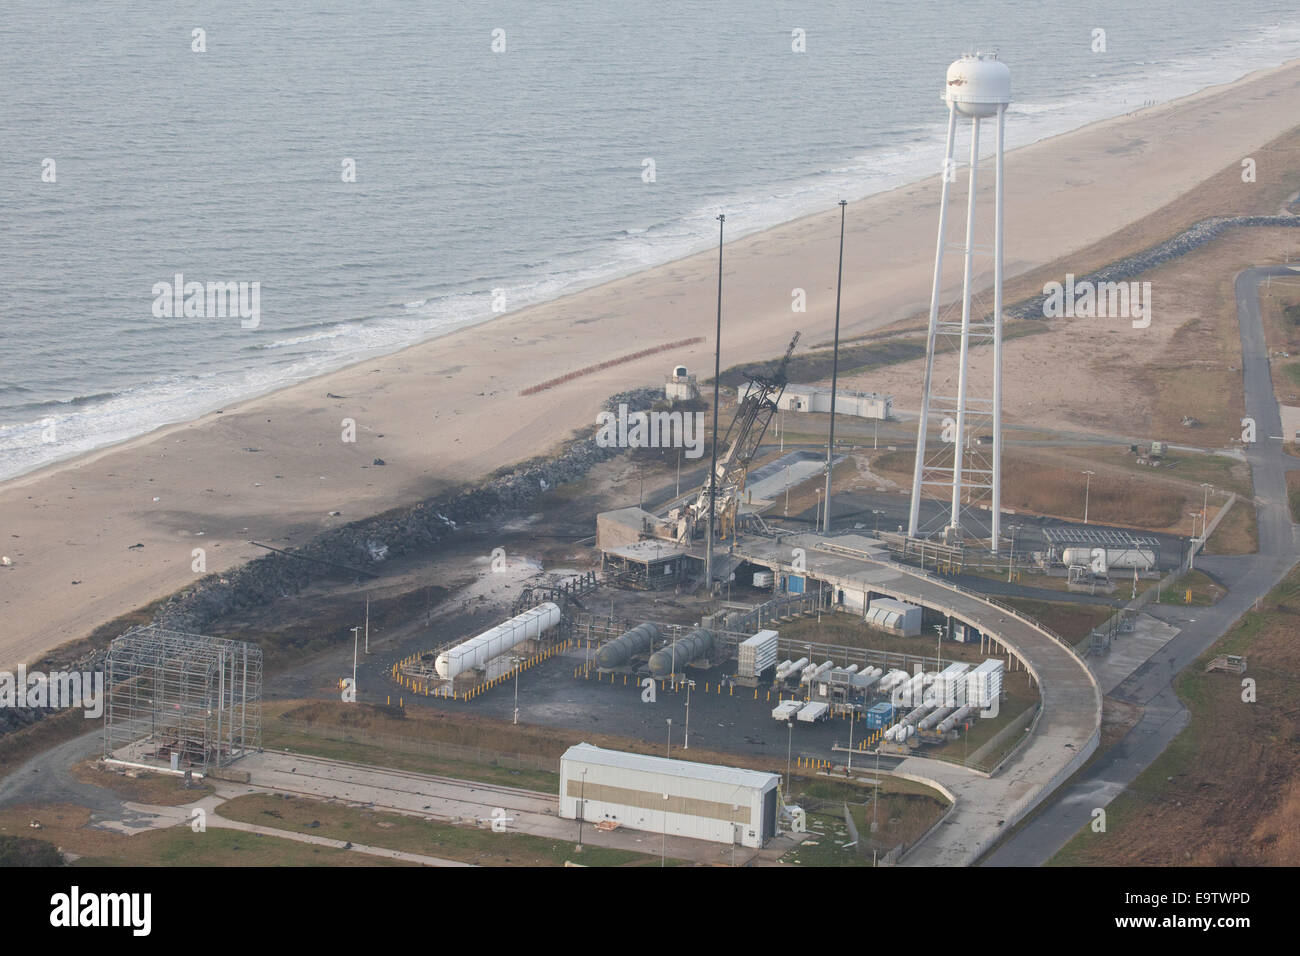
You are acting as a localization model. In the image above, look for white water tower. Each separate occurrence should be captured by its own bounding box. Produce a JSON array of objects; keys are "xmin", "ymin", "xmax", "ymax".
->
[{"xmin": 907, "ymin": 52, "xmax": 1010, "ymax": 553}]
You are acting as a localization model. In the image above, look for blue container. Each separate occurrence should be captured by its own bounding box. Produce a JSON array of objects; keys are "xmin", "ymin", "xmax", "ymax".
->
[{"xmin": 865, "ymin": 701, "xmax": 895, "ymax": 730}]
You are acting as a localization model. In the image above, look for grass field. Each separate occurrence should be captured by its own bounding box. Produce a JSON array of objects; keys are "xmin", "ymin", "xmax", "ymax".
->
[
  {"xmin": 996, "ymin": 597, "xmax": 1117, "ymax": 641},
  {"xmin": 1050, "ymin": 560, "xmax": 1300, "ymax": 866},
  {"xmin": 1202, "ymin": 497, "xmax": 1258, "ymax": 555},
  {"xmin": 0, "ymin": 804, "xmax": 402, "ymax": 867},
  {"xmin": 217, "ymin": 793, "xmax": 669, "ymax": 867},
  {"xmin": 70, "ymin": 763, "xmax": 215, "ymax": 806},
  {"xmin": 1150, "ymin": 569, "xmax": 1226, "ymax": 607},
  {"xmin": 779, "ymin": 775, "xmax": 950, "ymax": 866}
]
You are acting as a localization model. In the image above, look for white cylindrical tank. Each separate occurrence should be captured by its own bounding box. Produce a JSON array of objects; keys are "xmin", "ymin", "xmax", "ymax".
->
[
  {"xmin": 938, "ymin": 705, "xmax": 976, "ymax": 734},
  {"xmin": 920, "ymin": 706, "xmax": 956, "ymax": 731},
  {"xmin": 435, "ymin": 602, "xmax": 561, "ymax": 679},
  {"xmin": 944, "ymin": 53, "xmax": 1011, "ymax": 117}
]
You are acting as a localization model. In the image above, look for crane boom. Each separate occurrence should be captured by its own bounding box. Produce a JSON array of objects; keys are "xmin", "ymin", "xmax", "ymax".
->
[{"xmin": 675, "ymin": 332, "xmax": 800, "ymax": 543}]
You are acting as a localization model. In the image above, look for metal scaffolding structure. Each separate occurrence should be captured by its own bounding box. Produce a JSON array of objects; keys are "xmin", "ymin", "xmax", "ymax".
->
[{"xmin": 104, "ymin": 625, "xmax": 262, "ymax": 774}]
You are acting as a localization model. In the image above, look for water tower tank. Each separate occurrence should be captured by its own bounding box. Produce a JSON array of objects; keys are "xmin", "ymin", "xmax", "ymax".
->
[{"xmin": 944, "ymin": 53, "xmax": 1010, "ymax": 117}]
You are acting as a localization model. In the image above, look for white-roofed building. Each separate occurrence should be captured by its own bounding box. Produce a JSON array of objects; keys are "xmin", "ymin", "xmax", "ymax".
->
[
  {"xmin": 865, "ymin": 597, "xmax": 923, "ymax": 636},
  {"xmin": 559, "ymin": 743, "xmax": 780, "ymax": 848}
]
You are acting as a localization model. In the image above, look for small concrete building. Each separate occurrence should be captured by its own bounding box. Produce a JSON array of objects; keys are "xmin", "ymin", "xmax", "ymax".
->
[
  {"xmin": 865, "ymin": 597, "xmax": 923, "ymax": 636},
  {"xmin": 559, "ymin": 743, "xmax": 780, "ymax": 849},
  {"xmin": 665, "ymin": 365, "xmax": 699, "ymax": 403},
  {"xmin": 744, "ymin": 383, "xmax": 892, "ymax": 420}
]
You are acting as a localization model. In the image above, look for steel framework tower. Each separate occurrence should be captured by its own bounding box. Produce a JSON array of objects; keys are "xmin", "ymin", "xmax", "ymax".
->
[{"xmin": 907, "ymin": 52, "xmax": 1010, "ymax": 553}]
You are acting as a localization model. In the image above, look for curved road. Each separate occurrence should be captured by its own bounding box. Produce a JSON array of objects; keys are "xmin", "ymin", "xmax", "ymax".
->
[{"xmin": 984, "ymin": 264, "xmax": 1300, "ymax": 865}]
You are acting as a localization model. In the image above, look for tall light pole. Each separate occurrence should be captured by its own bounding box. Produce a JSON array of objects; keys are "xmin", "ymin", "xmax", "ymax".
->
[
  {"xmin": 847, "ymin": 707, "xmax": 855, "ymax": 773},
  {"xmin": 823, "ymin": 199, "xmax": 848, "ymax": 534},
  {"xmin": 785, "ymin": 720, "xmax": 794, "ymax": 793},
  {"xmin": 705, "ymin": 213, "xmax": 725, "ymax": 592},
  {"xmin": 1007, "ymin": 523, "xmax": 1019, "ymax": 583},
  {"xmin": 364, "ymin": 595, "xmax": 370, "ymax": 654},
  {"xmin": 684, "ymin": 679, "xmax": 694, "ymax": 750},
  {"xmin": 577, "ymin": 769, "xmax": 587, "ymax": 848},
  {"xmin": 871, "ymin": 744, "xmax": 881, "ymax": 835},
  {"xmin": 1082, "ymin": 470, "xmax": 1095, "ymax": 524},
  {"xmin": 350, "ymin": 626, "xmax": 360, "ymax": 701},
  {"xmin": 512, "ymin": 655, "xmax": 522, "ymax": 724},
  {"xmin": 661, "ymin": 793, "xmax": 670, "ymax": 866},
  {"xmin": 1200, "ymin": 483, "xmax": 1213, "ymax": 541}
]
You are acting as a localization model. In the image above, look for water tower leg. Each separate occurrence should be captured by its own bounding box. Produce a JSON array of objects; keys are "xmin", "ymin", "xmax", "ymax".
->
[
  {"xmin": 990, "ymin": 102, "xmax": 1006, "ymax": 555},
  {"xmin": 909, "ymin": 103, "xmax": 959, "ymax": 538},
  {"xmin": 949, "ymin": 115, "xmax": 982, "ymax": 534}
]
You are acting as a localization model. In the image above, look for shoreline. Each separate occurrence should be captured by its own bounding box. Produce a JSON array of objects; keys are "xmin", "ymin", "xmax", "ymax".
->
[
  {"xmin": 5, "ymin": 58, "xmax": 1300, "ymax": 666},
  {"xmin": 5, "ymin": 58, "xmax": 1300, "ymax": 490}
]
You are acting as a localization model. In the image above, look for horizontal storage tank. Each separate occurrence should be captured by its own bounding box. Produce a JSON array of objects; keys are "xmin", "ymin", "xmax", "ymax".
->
[
  {"xmin": 649, "ymin": 628, "xmax": 715, "ymax": 679},
  {"xmin": 938, "ymin": 705, "xmax": 976, "ymax": 734},
  {"xmin": 1060, "ymin": 547, "xmax": 1156, "ymax": 572},
  {"xmin": 877, "ymin": 670, "xmax": 909, "ymax": 695},
  {"xmin": 774, "ymin": 659, "xmax": 796, "ymax": 680},
  {"xmin": 919, "ymin": 706, "xmax": 956, "ymax": 731},
  {"xmin": 595, "ymin": 622, "xmax": 660, "ymax": 669},
  {"xmin": 436, "ymin": 602, "xmax": 561, "ymax": 679}
]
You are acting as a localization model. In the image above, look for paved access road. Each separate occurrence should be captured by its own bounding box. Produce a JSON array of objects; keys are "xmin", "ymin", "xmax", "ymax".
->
[{"xmin": 984, "ymin": 265, "xmax": 1300, "ymax": 865}]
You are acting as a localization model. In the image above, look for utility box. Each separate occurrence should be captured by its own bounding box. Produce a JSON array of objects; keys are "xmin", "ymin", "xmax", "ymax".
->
[{"xmin": 865, "ymin": 701, "xmax": 895, "ymax": 730}]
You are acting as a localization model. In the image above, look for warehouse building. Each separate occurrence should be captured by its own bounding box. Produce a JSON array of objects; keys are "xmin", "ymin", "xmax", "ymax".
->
[{"xmin": 559, "ymin": 743, "xmax": 780, "ymax": 849}]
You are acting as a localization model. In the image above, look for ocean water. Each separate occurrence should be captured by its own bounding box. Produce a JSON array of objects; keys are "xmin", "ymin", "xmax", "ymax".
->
[{"xmin": 2, "ymin": 0, "xmax": 1298, "ymax": 481}]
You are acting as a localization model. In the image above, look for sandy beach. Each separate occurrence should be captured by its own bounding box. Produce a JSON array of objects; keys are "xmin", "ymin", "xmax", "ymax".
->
[{"xmin": 4, "ymin": 59, "xmax": 1300, "ymax": 668}]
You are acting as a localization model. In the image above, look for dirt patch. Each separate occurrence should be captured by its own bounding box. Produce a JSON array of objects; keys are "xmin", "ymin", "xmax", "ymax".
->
[{"xmin": 69, "ymin": 761, "xmax": 213, "ymax": 806}]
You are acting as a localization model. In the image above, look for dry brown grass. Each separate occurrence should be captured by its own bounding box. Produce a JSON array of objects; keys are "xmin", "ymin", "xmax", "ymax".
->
[
  {"xmin": 69, "ymin": 761, "xmax": 214, "ymax": 806},
  {"xmin": 1053, "ymin": 563, "xmax": 1300, "ymax": 866}
]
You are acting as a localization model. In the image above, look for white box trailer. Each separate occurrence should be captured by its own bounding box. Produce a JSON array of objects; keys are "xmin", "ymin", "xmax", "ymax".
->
[
  {"xmin": 772, "ymin": 699, "xmax": 802, "ymax": 721},
  {"xmin": 797, "ymin": 701, "xmax": 830, "ymax": 723},
  {"xmin": 738, "ymin": 629, "xmax": 779, "ymax": 678}
]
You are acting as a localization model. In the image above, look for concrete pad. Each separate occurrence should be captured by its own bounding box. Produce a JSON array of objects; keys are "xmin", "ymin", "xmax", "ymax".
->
[{"xmin": 1088, "ymin": 613, "xmax": 1181, "ymax": 696}]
